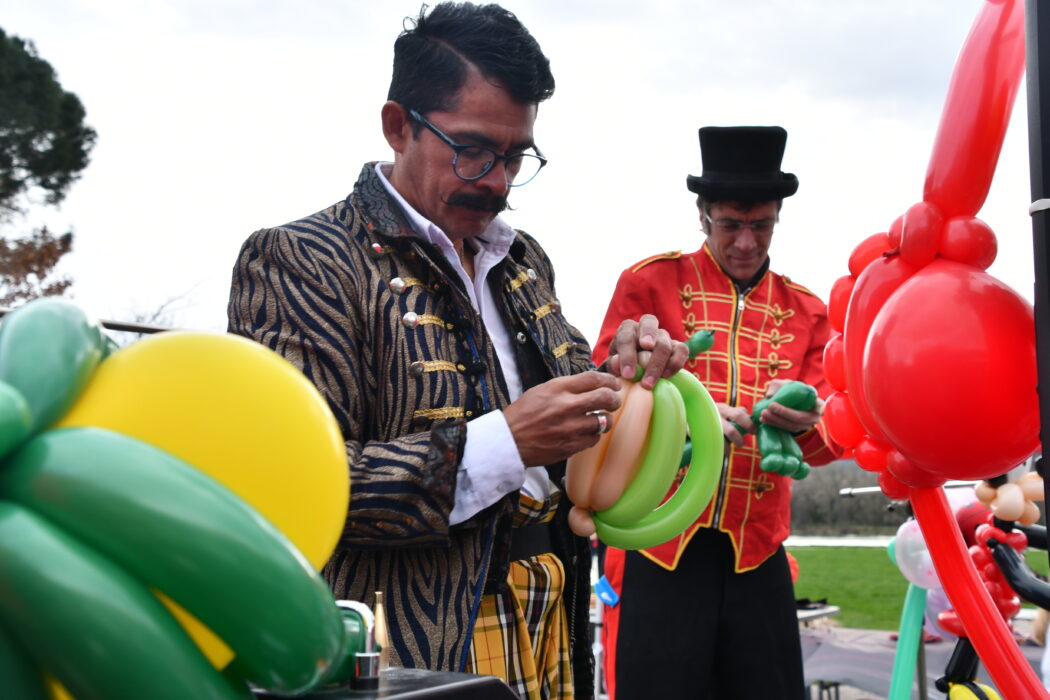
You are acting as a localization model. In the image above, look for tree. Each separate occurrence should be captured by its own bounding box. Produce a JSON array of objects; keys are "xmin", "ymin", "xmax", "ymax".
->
[
  {"xmin": 0, "ymin": 27, "xmax": 96, "ymax": 217},
  {"xmin": 0, "ymin": 26, "xmax": 96, "ymax": 306},
  {"xmin": 0, "ymin": 225, "xmax": 72, "ymax": 306}
]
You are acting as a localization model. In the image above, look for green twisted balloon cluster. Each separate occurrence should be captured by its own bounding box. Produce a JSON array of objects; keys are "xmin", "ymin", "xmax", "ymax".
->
[{"xmin": 0, "ymin": 299, "xmax": 367, "ymax": 700}]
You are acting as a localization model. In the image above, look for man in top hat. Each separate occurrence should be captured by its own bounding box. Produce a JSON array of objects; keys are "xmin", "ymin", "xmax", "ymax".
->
[{"xmin": 592, "ymin": 126, "xmax": 841, "ymax": 699}]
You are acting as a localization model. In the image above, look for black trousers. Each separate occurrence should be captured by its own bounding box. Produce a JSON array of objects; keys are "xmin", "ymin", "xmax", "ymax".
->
[{"xmin": 614, "ymin": 529, "xmax": 805, "ymax": 699}]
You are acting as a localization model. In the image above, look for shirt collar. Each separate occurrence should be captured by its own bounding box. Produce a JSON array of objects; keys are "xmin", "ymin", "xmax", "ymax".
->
[{"xmin": 375, "ymin": 162, "xmax": 516, "ymax": 261}]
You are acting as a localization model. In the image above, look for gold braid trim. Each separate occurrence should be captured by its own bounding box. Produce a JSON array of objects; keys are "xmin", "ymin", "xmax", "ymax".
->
[
  {"xmin": 534, "ymin": 303, "xmax": 554, "ymax": 320},
  {"xmin": 551, "ymin": 342, "xmax": 573, "ymax": 358},
  {"xmin": 417, "ymin": 360, "xmax": 459, "ymax": 373},
  {"xmin": 413, "ymin": 407, "xmax": 465, "ymax": 420},
  {"xmin": 506, "ymin": 270, "xmax": 531, "ymax": 292}
]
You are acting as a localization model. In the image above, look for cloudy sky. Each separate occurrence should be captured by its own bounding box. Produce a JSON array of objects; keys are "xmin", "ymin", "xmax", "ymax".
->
[{"xmin": 3, "ymin": 0, "xmax": 1037, "ymax": 344}]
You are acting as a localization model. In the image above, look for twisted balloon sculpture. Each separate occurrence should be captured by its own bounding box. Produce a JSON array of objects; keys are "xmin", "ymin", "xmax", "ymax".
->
[
  {"xmin": 566, "ymin": 331, "xmax": 724, "ymax": 549},
  {"xmin": 821, "ymin": 0, "xmax": 1044, "ymax": 696},
  {"xmin": 0, "ymin": 299, "xmax": 363, "ymax": 699}
]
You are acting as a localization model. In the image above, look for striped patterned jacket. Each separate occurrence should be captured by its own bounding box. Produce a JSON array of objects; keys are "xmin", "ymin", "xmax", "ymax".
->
[{"xmin": 227, "ymin": 163, "xmax": 595, "ymax": 686}]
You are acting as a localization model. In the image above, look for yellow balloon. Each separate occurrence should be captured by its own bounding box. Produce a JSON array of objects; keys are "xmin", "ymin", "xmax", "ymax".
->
[
  {"xmin": 57, "ymin": 332, "xmax": 349, "ymax": 667},
  {"xmin": 59, "ymin": 332, "xmax": 348, "ymax": 568}
]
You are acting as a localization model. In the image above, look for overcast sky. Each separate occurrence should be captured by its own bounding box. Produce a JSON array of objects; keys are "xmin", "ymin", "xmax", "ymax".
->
[{"xmin": 3, "ymin": 0, "xmax": 1037, "ymax": 344}]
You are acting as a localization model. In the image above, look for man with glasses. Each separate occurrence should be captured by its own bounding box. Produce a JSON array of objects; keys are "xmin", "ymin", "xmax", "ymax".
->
[
  {"xmin": 592, "ymin": 126, "xmax": 840, "ymax": 699},
  {"xmin": 227, "ymin": 4, "xmax": 686, "ymax": 699}
]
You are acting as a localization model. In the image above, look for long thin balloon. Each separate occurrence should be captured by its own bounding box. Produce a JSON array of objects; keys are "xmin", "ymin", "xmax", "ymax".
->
[
  {"xmin": 923, "ymin": 0, "xmax": 1026, "ymax": 217},
  {"xmin": 887, "ymin": 583, "xmax": 926, "ymax": 700},
  {"xmin": 910, "ymin": 486, "xmax": 1046, "ymax": 699}
]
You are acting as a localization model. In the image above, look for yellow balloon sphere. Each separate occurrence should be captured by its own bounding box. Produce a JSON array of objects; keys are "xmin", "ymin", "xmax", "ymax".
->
[{"xmin": 58, "ymin": 332, "xmax": 348, "ymax": 569}]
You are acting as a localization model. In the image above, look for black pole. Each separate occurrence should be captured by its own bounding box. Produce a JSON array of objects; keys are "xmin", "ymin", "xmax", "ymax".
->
[{"xmin": 1025, "ymin": 0, "xmax": 1050, "ymax": 570}]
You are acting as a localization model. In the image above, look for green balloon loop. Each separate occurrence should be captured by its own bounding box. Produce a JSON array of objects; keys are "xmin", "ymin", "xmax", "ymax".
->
[
  {"xmin": 595, "ymin": 377, "xmax": 686, "ymax": 527},
  {"xmin": 594, "ymin": 369, "xmax": 723, "ymax": 549}
]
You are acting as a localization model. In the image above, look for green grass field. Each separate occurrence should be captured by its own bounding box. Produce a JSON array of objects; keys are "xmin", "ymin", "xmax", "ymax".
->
[{"xmin": 788, "ymin": 546, "xmax": 1050, "ymax": 631}]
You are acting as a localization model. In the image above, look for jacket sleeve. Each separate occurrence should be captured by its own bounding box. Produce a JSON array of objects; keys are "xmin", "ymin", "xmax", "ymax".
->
[
  {"xmin": 227, "ymin": 226, "xmax": 463, "ymax": 550},
  {"xmin": 794, "ymin": 298, "xmax": 844, "ymax": 466},
  {"xmin": 592, "ymin": 267, "xmax": 654, "ymax": 366}
]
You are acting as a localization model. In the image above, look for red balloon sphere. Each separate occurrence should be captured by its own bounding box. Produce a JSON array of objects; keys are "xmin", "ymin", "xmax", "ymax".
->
[
  {"xmin": 878, "ymin": 470, "xmax": 910, "ymax": 500},
  {"xmin": 842, "ymin": 255, "xmax": 919, "ymax": 442},
  {"xmin": 899, "ymin": 201, "xmax": 944, "ymax": 268},
  {"xmin": 863, "ymin": 260, "xmax": 1039, "ymax": 481},
  {"xmin": 828, "ymin": 275, "xmax": 855, "ymax": 334},
  {"xmin": 853, "ymin": 437, "xmax": 891, "ymax": 472},
  {"xmin": 823, "ymin": 334, "xmax": 846, "ymax": 390},
  {"xmin": 848, "ymin": 232, "xmax": 891, "ymax": 278},
  {"xmin": 939, "ymin": 216, "xmax": 998, "ymax": 270},
  {"xmin": 824, "ymin": 391, "xmax": 865, "ymax": 448}
]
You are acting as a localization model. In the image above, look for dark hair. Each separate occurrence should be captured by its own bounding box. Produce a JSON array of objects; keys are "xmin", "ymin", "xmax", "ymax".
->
[{"xmin": 388, "ymin": 2, "xmax": 555, "ymax": 119}]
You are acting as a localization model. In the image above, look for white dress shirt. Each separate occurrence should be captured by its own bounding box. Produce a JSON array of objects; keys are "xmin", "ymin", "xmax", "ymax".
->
[{"xmin": 376, "ymin": 164, "xmax": 553, "ymax": 525}]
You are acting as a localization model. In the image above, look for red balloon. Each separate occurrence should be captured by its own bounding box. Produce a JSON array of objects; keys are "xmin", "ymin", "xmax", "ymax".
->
[
  {"xmin": 912, "ymin": 486, "xmax": 1046, "ymax": 700},
  {"xmin": 922, "ymin": 0, "xmax": 1025, "ymax": 217},
  {"xmin": 847, "ymin": 233, "xmax": 891, "ymax": 278},
  {"xmin": 886, "ymin": 451, "xmax": 945, "ymax": 489},
  {"xmin": 1004, "ymin": 531, "xmax": 1028, "ymax": 551},
  {"xmin": 853, "ymin": 437, "xmax": 890, "ymax": 472},
  {"xmin": 878, "ymin": 471, "xmax": 909, "ymax": 500},
  {"xmin": 899, "ymin": 201, "xmax": 944, "ymax": 268},
  {"xmin": 864, "ymin": 259, "xmax": 1038, "ymax": 481},
  {"xmin": 997, "ymin": 596, "xmax": 1021, "ymax": 620},
  {"xmin": 823, "ymin": 392, "xmax": 865, "ymax": 448},
  {"xmin": 842, "ymin": 255, "xmax": 919, "ymax": 441},
  {"xmin": 888, "ymin": 215, "xmax": 904, "ymax": 249},
  {"xmin": 827, "ymin": 275, "xmax": 854, "ymax": 334},
  {"xmin": 939, "ymin": 216, "xmax": 998, "ymax": 270},
  {"xmin": 936, "ymin": 609, "xmax": 966, "ymax": 638},
  {"xmin": 822, "ymin": 335, "xmax": 846, "ymax": 390}
]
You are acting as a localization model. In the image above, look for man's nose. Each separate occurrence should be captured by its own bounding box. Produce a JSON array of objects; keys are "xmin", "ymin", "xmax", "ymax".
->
[
  {"xmin": 734, "ymin": 229, "xmax": 759, "ymax": 251},
  {"xmin": 475, "ymin": 161, "xmax": 512, "ymax": 194}
]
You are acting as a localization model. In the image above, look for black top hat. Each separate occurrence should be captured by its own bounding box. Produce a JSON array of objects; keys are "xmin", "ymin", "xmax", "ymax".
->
[{"xmin": 686, "ymin": 126, "xmax": 798, "ymax": 202}]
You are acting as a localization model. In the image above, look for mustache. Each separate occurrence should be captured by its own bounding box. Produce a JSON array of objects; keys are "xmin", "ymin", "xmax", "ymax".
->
[{"xmin": 444, "ymin": 193, "xmax": 510, "ymax": 214}]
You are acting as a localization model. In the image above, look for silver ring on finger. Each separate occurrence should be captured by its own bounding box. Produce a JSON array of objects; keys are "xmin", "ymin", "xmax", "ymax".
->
[{"xmin": 589, "ymin": 410, "xmax": 611, "ymax": 435}]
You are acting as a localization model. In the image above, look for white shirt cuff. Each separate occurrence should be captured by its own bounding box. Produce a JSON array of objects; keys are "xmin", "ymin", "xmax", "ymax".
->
[{"xmin": 448, "ymin": 410, "xmax": 527, "ymax": 525}]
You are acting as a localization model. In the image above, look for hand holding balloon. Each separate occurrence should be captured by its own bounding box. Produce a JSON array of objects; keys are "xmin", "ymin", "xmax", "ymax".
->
[
  {"xmin": 751, "ymin": 380, "xmax": 819, "ymax": 480},
  {"xmin": 567, "ymin": 331, "xmax": 724, "ymax": 548}
]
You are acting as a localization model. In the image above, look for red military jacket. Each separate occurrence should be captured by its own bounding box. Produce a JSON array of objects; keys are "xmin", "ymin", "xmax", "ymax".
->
[{"xmin": 593, "ymin": 244, "xmax": 841, "ymax": 572}]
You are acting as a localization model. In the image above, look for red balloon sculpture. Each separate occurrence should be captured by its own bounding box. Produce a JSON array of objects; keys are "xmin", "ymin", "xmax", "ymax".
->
[{"xmin": 823, "ymin": 0, "xmax": 1044, "ymax": 696}]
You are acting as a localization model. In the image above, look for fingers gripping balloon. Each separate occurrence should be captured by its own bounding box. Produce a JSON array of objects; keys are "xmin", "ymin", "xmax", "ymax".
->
[
  {"xmin": 0, "ymin": 299, "xmax": 365, "ymax": 699},
  {"xmin": 566, "ymin": 331, "xmax": 724, "ymax": 550},
  {"xmin": 751, "ymin": 381, "xmax": 818, "ymax": 480},
  {"xmin": 819, "ymin": 0, "xmax": 1043, "ymax": 695}
]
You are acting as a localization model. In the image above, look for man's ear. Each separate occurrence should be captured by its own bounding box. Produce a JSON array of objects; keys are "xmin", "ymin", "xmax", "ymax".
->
[{"xmin": 381, "ymin": 101, "xmax": 411, "ymax": 153}]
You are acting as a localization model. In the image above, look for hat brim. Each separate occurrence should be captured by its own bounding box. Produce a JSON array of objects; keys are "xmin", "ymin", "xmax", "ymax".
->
[{"xmin": 686, "ymin": 173, "xmax": 798, "ymax": 202}]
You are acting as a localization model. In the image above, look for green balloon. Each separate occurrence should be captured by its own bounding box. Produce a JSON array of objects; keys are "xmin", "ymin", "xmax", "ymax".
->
[
  {"xmin": 594, "ymin": 370, "xmax": 723, "ymax": 549},
  {"xmin": 888, "ymin": 583, "xmax": 928, "ymax": 700},
  {"xmin": 0, "ymin": 427, "xmax": 347, "ymax": 694},
  {"xmin": 0, "ymin": 502, "xmax": 253, "ymax": 700},
  {"xmin": 685, "ymin": 330, "xmax": 716, "ymax": 358},
  {"xmin": 752, "ymin": 381, "xmax": 816, "ymax": 481},
  {"xmin": 596, "ymin": 377, "xmax": 686, "ymax": 527},
  {"xmin": 0, "ymin": 620, "xmax": 48, "ymax": 700},
  {"xmin": 0, "ymin": 299, "xmax": 107, "ymax": 434},
  {"xmin": 0, "ymin": 381, "xmax": 31, "ymax": 459}
]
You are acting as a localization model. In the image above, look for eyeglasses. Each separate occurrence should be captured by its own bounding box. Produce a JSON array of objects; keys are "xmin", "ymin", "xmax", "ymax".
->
[
  {"xmin": 407, "ymin": 108, "xmax": 547, "ymax": 187},
  {"xmin": 704, "ymin": 214, "xmax": 776, "ymax": 235}
]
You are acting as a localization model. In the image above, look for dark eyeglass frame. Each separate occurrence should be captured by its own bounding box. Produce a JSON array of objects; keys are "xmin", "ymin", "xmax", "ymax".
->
[
  {"xmin": 407, "ymin": 108, "xmax": 547, "ymax": 187},
  {"xmin": 703, "ymin": 213, "xmax": 777, "ymax": 235}
]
